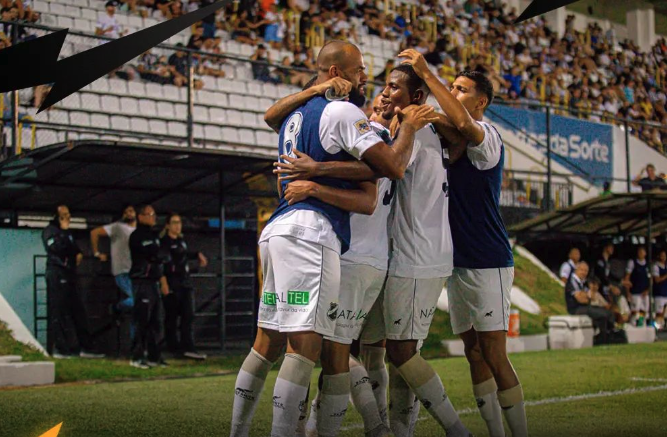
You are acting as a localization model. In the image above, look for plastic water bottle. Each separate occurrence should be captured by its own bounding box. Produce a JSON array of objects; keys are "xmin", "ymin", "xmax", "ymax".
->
[
  {"xmin": 325, "ymin": 88, "xmax": 348, "ymax": 101},
  {"xmin": 637, "ymin": 315, "xmax": 645, "ymax": 327},
  {"xmin": 508, "ymin": 309, "xmax": 520, "ymax": 337}
]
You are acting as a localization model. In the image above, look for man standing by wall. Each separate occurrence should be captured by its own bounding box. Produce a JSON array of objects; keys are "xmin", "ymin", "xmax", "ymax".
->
[
  {"xmin": 91, "ymin": 205, "xmax": 137, "ymax": 318},
  {"xmin": 43, "ymin": 205, "xmax": 103, "ymax": 359}
]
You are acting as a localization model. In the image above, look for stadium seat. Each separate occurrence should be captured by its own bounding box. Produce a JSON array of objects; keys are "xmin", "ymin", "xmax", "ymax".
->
[
  {"xmin": 238, "ymin": 129, "xmax": 256, "ymax": 146},
  {"xmin": 36, "ymin": 130, "xmax": 59, "ymax": 147},
  {"xmin": 209, "ymin": 107, "xmax": 227, "ymax": 124},
  {"xmin": 221, "ymin": 127, "xmax": 239, "ymax": 143},
  {"xmin": 115, "ymin": 14, "xmax": 129, "ymax": 26},
  {"xmin": 197, "ymin": 90, "xmax": 217, "ymax": 106},
  {"xmin": 74, "ymin": 18, "xmax": 91, "ymax": 32},
  {"xmin": 226, "ymin": 41, "xmax": 241, "ymax": 55},
  {"xmin": 72, "ymin": 0, "xmax": 88, "ymax": 8},
  {"xmin": 149, "ymin": 120, "xmax": 168, "ymax": 135},
  {"xmin": 108, "ymin": 78, "xmax": 129, "ymax": 95},
  {"xmin": 258, "ymin": 98, "xmax": 273, "ymax": 111},
  {"xmin": 59, "ymin": 93, "xmax": 80, "ymax": 110},
  {"xmin": 262, "ymin": 83, "xmax": 279, "ymax": 99},
  {"xmin": 242, "ymin": 111, "xmax": 258, "ymax": 127},
  {"xmin": 130, "ymin": 118, "xmax": 150, "ymax": 133},
  {"xmin": 91, "ymin": 114, "xmax": 110, "ymax": 129},
  {"xmin": 235, "ymin": 65, "xmax": 252, "ymax": 80},
  {"xmin": 193, "ymin": 106, "xmax": 210, "ymax": 123},
  {"xmin": 244, "ymin": 96, "xmax": 260, "ymax": 111},
  {"xmin": 101, "ymin": 95, "xmax": 121, "ymax": 113},
  {"xmin": 220, "ymin": 64, "xmax": 236, "ymax": 79},
  {"xmin": 128, "ymin": 15, "xmax": 143, "ymax": 28},
  {"xmin": 145, "ymin": 83, "xmax": 164, "ymax": 99},
  {"xmin": 174, "ymin": 103, "xmax": 187, "ymax": 119},
  {"xmin": 64, "ymin": 5, "xmax": 80, "ymax": 18},
  {"xmin": 57, "ymin": 16, "xmax": 74, "ymax": 29},
  {"xmin": 33, "ymin": 0, "xmax": 48, "ymax": 12},
  {"xmin": 204, "ymin": 125, "xmax": 221, "ymax": 140},
  {"xmin": 228, "ymin": 94, "xmax": 244, "ymax": 110},
  {"xmin": 157, "ymin": 102, "xmax": 175, "ymax": 119},
  {"xmin": 226, "ymin": 110, "xmax": 242, "ymax": 125},
  {"xmin": 255, "ymin": 131, "xmax": 273, "ymax": 148},
  {"xmin": 167, "ymin": 121, "xmax": 187, "ymax": 137},
  {"xmin": 216, "ymin": 78, "xmax": 236, "ymax": 94},
  {"xmin": 89, "ymin": 78, "xmax": 110, "ymax": 93},
  {"xmin": 127, "ymin": 82, "xmax": 146, "ymax": 97},
  {"xmin": 246, "ymin": 82, "xmax": 263, "ymax": 97},
  {"xmin": 111, "ymin": 115, "xmax": 130, "ymax": 131},
  {"xmin": 193, "ymin": 124, "xmax": 205, "ymax": 139},
  {"xmin": 163, "ymin": 84, "xmax": 180, "ymax": 101},
  {"xmin": 47, "ymin": 109, "xmax": 69, "ymax": 125},
  {"xmin": 138, "ymin": 99, "xmax": 158, "ymax": 116},
  {"xmin": 81, "ymin": 8, "xmax": 97, "ymax": 21},
  {"xmin": 50, "ymin": 3, "xmax": 66, "ymax": 15},
  {"xmin": 120, "ymin": 97, "xmax": 139, "ymax": 115},
  {"xmin": 40, "ymin": 14, "xmax": 57, "ymax": 26},
  {"xmin": 143, "ymin": 17, "xmax": 159, "ymax": 28},
  {"xmin": 69, "ymin": 112, "xmax": 91, "ymax": 127},
  {"xmin": 81, "ymin": 93, "xmax": 101, "ymax": 111}
]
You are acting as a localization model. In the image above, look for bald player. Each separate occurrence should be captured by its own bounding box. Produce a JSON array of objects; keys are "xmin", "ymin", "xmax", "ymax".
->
[{"xmin": 230, "ymin": 41, "xmax": 434, "ymax": 437}]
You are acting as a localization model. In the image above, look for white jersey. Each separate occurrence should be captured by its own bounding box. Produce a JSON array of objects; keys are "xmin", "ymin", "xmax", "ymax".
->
[
  {"xmin": 341, "ymin": 121, "xmax": 393, "ymax": 270},
  {"xmin": 388, "ymin": 124, "xmax": 453, "ymax": 279}
]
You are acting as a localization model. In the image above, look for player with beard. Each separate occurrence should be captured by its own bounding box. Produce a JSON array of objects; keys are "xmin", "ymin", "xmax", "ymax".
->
[
  {"xmin": 272, "ymin": 65, "xmax": 470, "ymax": 437},
  {"xmin": 230, "ymin": 41, "xmax": 434, "ymax": 437},
  {"xmin": 400, "ymin": 49, "xmax": 528, "ymax": 437}
]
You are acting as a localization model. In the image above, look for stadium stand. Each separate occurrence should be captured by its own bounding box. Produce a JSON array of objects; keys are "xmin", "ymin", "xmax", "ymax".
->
[{"xmin": 2, "ymin": 0, "xmax": 667, "ymax": 157}]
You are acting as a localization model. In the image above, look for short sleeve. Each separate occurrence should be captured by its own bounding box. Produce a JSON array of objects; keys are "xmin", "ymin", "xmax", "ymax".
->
[
  {"xmin": 626, "ymin": 259, "xmax": 635, "ymax": 274},
  {"xmin": 103, "ymin": 223, "xmax": 115, "ymax": 239},
  {"xmin": 653, "ymin": 264, "xmax": 660, "ymax": 277},
  {"xmin": 467, "ymin": 121, "xmax": 502, "ymax": 171},
  {"xmin": 319, "ymin": 102, "xmax": 383, "ymax": 159},
  {"xmin": 559, "ymin": 262, "xmax": 571, "ymax": 279},
  {"xmin": 407, "ymin": 129, "xmax": 427, "ymax": 167}
]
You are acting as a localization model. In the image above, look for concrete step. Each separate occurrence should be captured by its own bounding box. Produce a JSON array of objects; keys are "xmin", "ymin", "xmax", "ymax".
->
[
  {"xmin": 442, "ymin": 334, "xmax": 549, "ymax": 357},
  {"xmin": 0, "ymin": 355, "xmax": 22, "ymax": 363},
  {"xmin": 0, "ymin": 362, "xmax": 55, "ymax": 387}
]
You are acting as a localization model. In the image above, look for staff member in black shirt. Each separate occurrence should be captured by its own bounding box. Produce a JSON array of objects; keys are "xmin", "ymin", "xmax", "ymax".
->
[
  {"xmin": 129, "ymin": 204, "xmax": 168, "ymax": 369},
  {"xmin": 161, "ymin": 213, "xmax": 208, "ymax": 360},
  {"xmin": 565, "ymin": 262, "xmax": 614, "ymax": 344},
  {"xmin": 632, "ymin": 164, "xmax": 667, "ymax": 192},
  {"xmin": 42, "ymin": 205, "xmax": 103, "ymax": 359}
]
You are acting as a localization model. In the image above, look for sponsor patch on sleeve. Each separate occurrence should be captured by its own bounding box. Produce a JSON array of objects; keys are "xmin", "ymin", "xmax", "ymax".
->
[{"xmin": 354, "ymin": 119, "xmax": 371, "ymax": 135}]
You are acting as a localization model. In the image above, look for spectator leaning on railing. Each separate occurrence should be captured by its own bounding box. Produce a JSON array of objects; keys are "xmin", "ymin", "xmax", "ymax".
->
[{"xmin": 632, "ymin": 164, "xmax": 667, "ymax": 192}]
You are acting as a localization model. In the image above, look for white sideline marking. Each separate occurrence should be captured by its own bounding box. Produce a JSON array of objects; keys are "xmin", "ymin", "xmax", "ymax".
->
[
  {"xmin": 338, "ymin": 382, "xmax": 667, "ymax": 432},
  {"xmin": 630, "ymin": 377, "xmax": 667, "ymax": 383}
]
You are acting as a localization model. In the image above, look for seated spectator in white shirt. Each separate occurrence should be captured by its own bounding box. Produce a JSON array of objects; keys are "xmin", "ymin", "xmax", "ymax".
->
[
  {"xmin": 96, "ymin": 1, "xmax": 124, "ymax": 40},
  {"xmin": 559, "ymin": 247, "xmax": 581, "ymax": 283}
]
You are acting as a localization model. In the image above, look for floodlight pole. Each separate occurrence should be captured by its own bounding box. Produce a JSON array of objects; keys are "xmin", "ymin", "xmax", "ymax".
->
[
  {"xmin": 647, "ymin": 196, "xmax": 654, "ymax": 326},
  {"xmin": 187, "ymin": 51, "xmax": 194, "ymax": 149},
  {"xmin": 625, "ymin": 119, "xmax": 631, "ymax": 192},
  {"xmin": 546, "ymin": 106, "xmax": 552, "ymax": 211},
  {"xmin": 219, "ymin": 171, "xmax": 226, "ymax": 353}
]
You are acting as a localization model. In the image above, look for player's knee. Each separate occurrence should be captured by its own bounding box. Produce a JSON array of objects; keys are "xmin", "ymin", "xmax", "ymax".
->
[
  {"xmin": 321, "ymin": 340, "xmax": 351, "ymax": 375},
  {"xmin": 253, "ymin": 329, "xmax": 286, "ymax": 362},
  {"xmin": 385, "ymin": 340, "xmax": 417, "ymax": 367},
  {"xmin": 287, "ymin": 331, "xmax": 323, "ymax": 363},
  {"xmin": 464, "ymin": 342, "xmax": 485, "ymax": 365}
]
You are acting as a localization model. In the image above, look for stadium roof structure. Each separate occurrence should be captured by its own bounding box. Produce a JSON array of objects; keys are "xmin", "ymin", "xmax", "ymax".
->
[
  {"xmin": 0, "ymin": 141, "xmax": 275, "ymax": 219},
  {"xmin": 510, "ymin": 192, "xmax": 667, "ymax": 239}
]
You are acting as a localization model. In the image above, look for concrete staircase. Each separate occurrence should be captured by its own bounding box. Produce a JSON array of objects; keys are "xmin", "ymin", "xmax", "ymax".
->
[{"xmin": 0, "ymin": 355, "xmax": 55, "ymax": 387}]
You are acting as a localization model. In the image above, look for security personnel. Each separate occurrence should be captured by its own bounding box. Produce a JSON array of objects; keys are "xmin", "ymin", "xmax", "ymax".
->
[
  {"xmin": 161, "ymin": 213, "xmax": 208, "ymax": 360},
  {"xmin": 129, "ymin": 204, "xmax": 168, "ymax": 369},
  {"xmin": 42, "ymin": 205, "xmax": 103, "ymax": 358}
]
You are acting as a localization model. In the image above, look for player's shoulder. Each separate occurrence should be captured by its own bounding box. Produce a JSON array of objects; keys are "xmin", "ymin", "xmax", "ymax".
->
[
  {"xmin": 416, "ymin": 123, "xmax": 439, "ymax": 141},
  {"xmin": 324, "ymin": 101, "xmax": 366, "ymax": 118},
  {"xmin": 477, "ymin": 120, "xmax": 503, "ymax": 142}
]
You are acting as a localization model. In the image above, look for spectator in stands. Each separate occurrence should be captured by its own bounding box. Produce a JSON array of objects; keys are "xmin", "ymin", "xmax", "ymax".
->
[
  {"xmin": 559, "ymin": 247, "xmax": 581, "ymax": 283},
  {"xmin": 231, "ymin": 10, "xmax": 257, "ymax": 45},
  {"xmin": 624, "ymin": 246, "xmax": 651, "ymax": 324},
  {"xmin": 168, "ymin": 44, "xmax": 204, "ymax": 90},
  {"xmin": 200, "ymin": 38, "xmax": 227, "ymax": 78},
  {"xmin": 263, "ymin": 3, "xmax": 282, "ymax": 49},
  {"xmin": 564, "ymin": 262, "xmax": 614, "ymax": 344},
  {"xmin": 632, "ymin": 164, "xmax": 667, "ymax": 192},
  {"xmin": 1, "ymin": 4, "xmax": 29, "ymax": 42},
  {"xmin": 653, "ymin": 249, "xmax": 667, "ymax": 330},
  {"xmin": 137, "ymin": 49, "xmax": 184, "ymax": 86},
  {"xmin": 160, "ymin": 213, "xmax": 208, "ymax": 360},
  {"xmin": 43, "ymin": 205, "xmax": 104, "ymax": 359},
  {"xmin": 96, "ymin": 1, "xmax": 124, "ymax": 40},
  {"xmin": 90, "ymin": 205, "xmax": 137, "ymax": 319},
  {"xmin": 187, "ymin": 24, "xmax": 207, "ymax": 51},
  {"xmin": 129, "ymin": 204, "xmax": 168, "ymax": 369},
  {"xmin": 250, "ymin": 43, "xmax": 279, "ymax": 84}
]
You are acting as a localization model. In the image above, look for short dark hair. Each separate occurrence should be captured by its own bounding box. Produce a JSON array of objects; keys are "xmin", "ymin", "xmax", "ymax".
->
[
  {"xmin": 456, "ymin": 70, "xmax": 495, "ymax": 108},
  {"xmin": 587, "ymin": 276, "xmax": 601, "ymax": 287},
  {"xmin": 166, "ymin": 212, "xmax": 181, "ymax": 224},
  {"xmin": 390, "ymin": 64, "xmax": 429, "ymax": 98},
  {"xmin": 136, "ymin": 204, "xmax": 153, "ymax": 216}
]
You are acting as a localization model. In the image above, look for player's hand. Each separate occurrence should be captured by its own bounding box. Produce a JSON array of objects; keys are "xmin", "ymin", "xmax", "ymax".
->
[
  {"xmin": 76, "ymin": 253, "xmax": 83, "ymax": 267},
  {"xmin": 398, "ymin": 49, "xmax": 432, "ymax": 79},
  {"xmin": 274, "ymin": 150, "xmax": 320, "ymax": 181},
  {"xmin": 161, "ymin": 283, "xmax": 170, "ymax": 296},
  {"xmin": 284, "ymin": 181, "xmax": 317, "ymax": 205},
  {"xmin": 396, "ymin": 105, "xmax": 438, "ymax": 131},
  {"xmin": 313, "ymin": 77, "xmax": 352, "ymax": 99},
  {"xmin": 95, "ymin": 252, "xmax": 109, "ymax": 262},
  {"xmin": 198, "ymin": 252, "xmax": 208, "ymax": 268}
]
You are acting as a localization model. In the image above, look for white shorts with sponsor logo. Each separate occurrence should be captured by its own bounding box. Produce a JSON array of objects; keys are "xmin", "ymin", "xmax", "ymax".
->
[
  {"xmin": 447, "ymin": 267, "xmax": 514, "ymax": 335},
  {"xmin": 324, "ymin": 264, "xmax": 387, "ymax": 345},
  {"xmin": 382, "ymin": 276, "xmax": 446, "ymax": 341},
  {"xmin": 630, "ymin": 293, "xmax": 650, "ymax": 313},
  {"xmin": 655, "ymin": 296, "xmax": 667, "ymax": 314},
  {"xmin": 257, "ymin": 235, "xmax": 340, "ymax": 336}
]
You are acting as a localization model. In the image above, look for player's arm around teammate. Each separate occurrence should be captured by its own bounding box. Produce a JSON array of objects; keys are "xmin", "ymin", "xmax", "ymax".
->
[{"xmin": 401, "ymin": 49, "xmax": 529, "ymax": 437}]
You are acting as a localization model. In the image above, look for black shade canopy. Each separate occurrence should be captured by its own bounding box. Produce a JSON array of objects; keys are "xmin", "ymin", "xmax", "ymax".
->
[{"xmin": 0, "ymin": 141, "xmax": 276, "ymax": 219}]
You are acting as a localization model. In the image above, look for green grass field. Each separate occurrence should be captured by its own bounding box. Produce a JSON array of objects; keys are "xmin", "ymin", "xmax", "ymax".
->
[{"xmin": 1, "ymin": 343, "xmax": 665, "ymax": 437}]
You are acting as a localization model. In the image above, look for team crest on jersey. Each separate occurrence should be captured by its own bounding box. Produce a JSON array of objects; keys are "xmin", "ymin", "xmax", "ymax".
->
[{"xmin": 354, "ymin": 119, "xmax": 371, "ymax": 135}]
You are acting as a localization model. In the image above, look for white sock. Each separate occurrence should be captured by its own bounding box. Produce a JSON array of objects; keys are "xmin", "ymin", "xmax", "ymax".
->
[
  {"xmin": 271, "ymin": 354, "xmax": 315, "ymax": 437},
  {"xmin": 398, "ymin": 353, "xmax": 469, "ymax": 436},
  {"xmin": 498, "ymin": 384, "xmax": 528, "ymax": 437},
  {"xmin": 361, "ymin": 346, "xmax": 389, "ymax": 427},
  {"xmin": 316, "ymin": 373, "xmax": 351, "ymax": 437},
  {"xmin": 295, "ymin": 384, "xmax": 311, "ymax": 437},
  {"xmin": 408, "ymin": 397, "xmax": 421, "ymax": 435},
  {"xmin": 389, "ymin": 363, "xmax": 418, "ymax": 437},
  {"xmin": 305, "ymin": 398, "xmax": 318, "ymax": 437},
  {"xmin": 474, "ymin": 378, "xmax": 505, "ymax": 437},
  {"xmin": 350, "ymin": 357, "xmax": 384, "ymax": 433},
  {"xmin": 230, "ymin": 349, "xmax": 273, "ymax": 437}
]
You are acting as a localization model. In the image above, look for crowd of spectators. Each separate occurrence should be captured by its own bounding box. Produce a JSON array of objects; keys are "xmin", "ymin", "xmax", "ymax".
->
[{"xmin": 4, "ymin": 0, "xmax": 667, "ymax": 152}]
